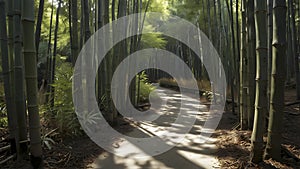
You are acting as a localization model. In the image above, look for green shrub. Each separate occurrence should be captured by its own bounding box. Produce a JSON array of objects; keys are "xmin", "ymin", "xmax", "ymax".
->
[
  {"xmin": 46, "ymin": 58, "xmax": 83, "ymax": 138},
  {"xmin": 137, "ymin": 71, "xmax": 156, "ymax": 103},
  {"xmin": 44, "ymin": 63, "xmax": 156, "ymax": 137}
]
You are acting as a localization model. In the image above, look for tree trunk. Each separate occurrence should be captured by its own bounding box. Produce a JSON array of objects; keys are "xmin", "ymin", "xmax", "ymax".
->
[
  {"xmin": 80, "ymin": 0, "xmax": 84, "ymax": 48},
  {"xmin": 200, "ymin": 0, "xmax": 206, "ymax": 36},
  {"xmin": 289, "ymin": 0, "xmax": 300, "ymax": 99},
  {"xmin": 136, "ymin": 0, "xmax": 151, "ymax": 105},
  {"xmin": 13, "ymin": 0, "xmax": 28, "ymax": 159},
  {"xmin": 97, "ymin": 0, "xmax": 104, "ymax": 103},
  {"xmin": 70, "ymin": 0, "xmax": 79, "ymax": 66},
  {"xmin": 22, "ymin": 0, "xmax": 43, "ymax": 167},
  {"xmin": 264, "ymin": 0, "xmax": 287, "ymax": 161},
  {"xmin": 240, "ymin": 0, "xmax": 248, "ymax": 130},
  {"xmin": 267, "ymin": 0, "xmax": 273, "ymax": 110},
  {"xmin": 103, "ymin": 0, "xmax": 114, "ymax": 123},
  {"xmin": 247, "ymin": 0, "xmax": 256, "ymax": 129},
  {"xmin": 225, "ymin": 0, "xmax": 236, "ymax": 114},
  {"xmin": 213, "ymin": 0, "xmax": 218, "ymax": 46},
  {"xmin": 83, "ymin": 0, "xmax": 91, "ymax": 42},
  {"xmin": 46, "ymin": 0, "xmax": 54, "ymax": 103},
  {"xmin": 206, "ymin": 0, "xmax": 212, "ymax": 40},
  {"xmin": 7, "ymin": 0, "xmax": 18, "ymax": 155},
  {"xmin": 236, "ymin": 0, "xmax": 240, "ymax": 62},
  {"xmin": 68, "ymin": 0, "xmax": 73, "ymax": 63},
  {"xmin": 298, "ymin": 1, "xmax": 300, "ymax": 86},
  {"xmin": 112, "ymin": 0, "xmax": 116, "ymax": 21},
  {"xmin": 286, "ymin": 8, "xmax": 293, "ymax": 83},
  {"xmin": 116, "ymin": 0, "xmax": 128, "ymax": 116},
  {"xmin": 251, "ymin": 0, "xmax": 268, "ymax": 163},
  {"xmin": 129, "ymin": 0, "xmax": 139, "ymax": 107},
  {"xmin": 236, "ymin": 0, "xmax": 241, "ymax": 115},
  {"xmin": 35, "ymin": 0, "xmax": 45, "ymax": 59},
  {"xmin": 0, "ymin": 0, "xmax": 17, "ymax": 155},
  {"xmin": 229, "ymin": 0, "xmax": 237, "ymax": 115},
  {"xmin": 49, "ymin": 0, "xmax": 61, "ymax": 108}
]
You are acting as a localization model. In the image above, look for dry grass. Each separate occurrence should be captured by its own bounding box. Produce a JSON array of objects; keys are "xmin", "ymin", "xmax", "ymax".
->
[{"xmin": 214, "ymin": 129, "xmax": 299, "ymax": 169}]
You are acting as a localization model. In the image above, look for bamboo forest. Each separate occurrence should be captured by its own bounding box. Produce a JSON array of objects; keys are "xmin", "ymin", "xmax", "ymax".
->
[{"xmin": 0, "ymin": 0, "xmax": 300, "ymax": 168}]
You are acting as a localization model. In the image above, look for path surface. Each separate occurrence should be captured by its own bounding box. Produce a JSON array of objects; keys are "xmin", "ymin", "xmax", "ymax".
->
[{"xmin": 87, "ymin": 86, "xmax": 220, "ymax": 169}]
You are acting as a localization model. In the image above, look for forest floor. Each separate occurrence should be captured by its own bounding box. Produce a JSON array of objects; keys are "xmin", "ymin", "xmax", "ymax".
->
[
  {"xmin": 214, "ymin": 86, "xmax": 300, "ymax": 169},
  {"xmin": 1, "ymin": 86, "xmax": 300, "ymax": 169},
  {"xmin": 2, "ymin": 85, "xmax": 220, "ymax": 169}
]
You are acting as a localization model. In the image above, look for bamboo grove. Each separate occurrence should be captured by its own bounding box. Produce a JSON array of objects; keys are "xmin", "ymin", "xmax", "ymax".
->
[{"xmin": 0, "ymin": 0, "xmax": 299, "ymax": 168}]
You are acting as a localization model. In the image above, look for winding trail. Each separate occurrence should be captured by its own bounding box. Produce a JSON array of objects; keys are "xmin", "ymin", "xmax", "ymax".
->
[{"xmin": 87, "ymin": 85, "xmax": 220, "ymax": 169}]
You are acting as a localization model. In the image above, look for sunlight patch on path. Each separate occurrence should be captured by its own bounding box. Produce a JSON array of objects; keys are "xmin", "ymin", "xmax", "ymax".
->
[{"xmin": 87, "ymin": 86, "xmax": 220, "ymax": 169}]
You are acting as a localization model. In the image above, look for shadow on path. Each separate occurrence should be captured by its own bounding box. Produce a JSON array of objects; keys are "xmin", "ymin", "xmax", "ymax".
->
[{"xmin": 88, "ymin": 86, "xmax": 220, "ymax": 169}]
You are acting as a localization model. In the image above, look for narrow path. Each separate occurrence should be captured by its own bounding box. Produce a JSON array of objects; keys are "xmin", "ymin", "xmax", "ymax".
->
[{"xmin": 87, "ymin": 86, "xmax": 220, "ymax": 169}]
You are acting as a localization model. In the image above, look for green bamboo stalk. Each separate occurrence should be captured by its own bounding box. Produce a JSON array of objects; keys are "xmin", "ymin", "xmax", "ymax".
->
[
  {"xmin": 298, "ymin": 1, "xmax": 300, "ymax": 77},
  {"xmin": 286, "ymin": 8, "xmax": 293, "ymax": 83},
  {"xmin": 0, "ymin": 0, "xmax": 18, "ymax": 155},
  {"xmin": 71, "ymin": 0, "xmax": 79, "ymax": 66},
  {"xmin": 97, "ymin": 0, "xmax": 105, "ymax": 103},
  {"xmin": 83, "ymin": 0, "xmax": 91, "ymax": 42},
  {"xmin": 247, "ymin": 0, "xmax": 256, "ymax": 129},
  {"xmin": 35, "ymin": 0, "xmax": 45, "ymax": 59},
  {"xmin": 212, "ymin": 0, "xmax": 219, "ymax": 48},
  {"xmin": 13, "ymin": 0, "xmax": 28, "ymax": 159},
  {"xmin": 49, "ymin": 0, "xmax": 61, "ymax": 109},
  {"xmin": 264, "ymin": 0, "xmax": 287, "ymax": 161},
  {"xmin": 22, "ymin": 0, "xmax": 43, "ymax": 167},
  {"xmin": 45, "ymin": 0, "xmax": 54, "ymax": 103},
  {"xmin": 217, "ymin": 0, "xmax": 226, "ymax": 99},
  {"xmin": 225, "ymin": 0, "xmax": 236, "ymax": 114},
  {"xmin": 101, "ymin": 0, "xmax": 114, "ymax": 123},
  {"xmin": 289, "ymin": 0, "xmax": 300, "ymax": 99},
  {"xmin": 206, "ymin": 0, "xmax": 212, "ymax": 40},
  {"xmin": 129, "ymin": 0, "xmax": 139, "ymax": 107},
  {"xmin": 240, "ymin": 0, "xmax": 248, "ymax": 130},
  {"xmin": 236, "ymin": 0, "xmax": 241, "ymax": 115},
  {"xmin": 267, "ymin": 0, "xmax": 273, "ymax": 109},
  {"xmin": 116, "ymin": 0, "xmax": 128, "ymax": 118},
  {"xmin": 7, "ymin": 0, "xmax": 18, "ymax": 155},
  {"xmin": 251, "ymin": 0, "xmax": 268, "ymax": 163}
]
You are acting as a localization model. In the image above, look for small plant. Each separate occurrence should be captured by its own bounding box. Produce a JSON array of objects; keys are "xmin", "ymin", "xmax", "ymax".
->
[
  {"xmin": 202, "ymin": 91, "xmax": 214, "ymax": 101},
  {"xmin": 99, "ymin": 94, "xmax": 107, "ymax": 111},
  {"xmin": 137, "ymin": 71, "xmax": 156, "ymax": 103},
  {"xmin": 0, "ymin": 84, "xmax": 8, "ymax": 127},
  {"xmin": 41, "ymin": 128, "xmax": 58, "ymax": 150},
  {"xmin": 45, "ymin": 58, "xmax": 83, "ymax": 138}
]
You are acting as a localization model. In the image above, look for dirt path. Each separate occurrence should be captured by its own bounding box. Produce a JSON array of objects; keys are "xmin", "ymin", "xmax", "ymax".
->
[{"xmin": 87, "ymin": 86, "xmax": 220, "ymax": 169}]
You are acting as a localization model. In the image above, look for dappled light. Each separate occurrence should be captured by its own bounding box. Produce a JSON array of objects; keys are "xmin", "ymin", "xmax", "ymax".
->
[{"xmin": 0, "ymin": 0, "xmax": 299, "ymax": 168}]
